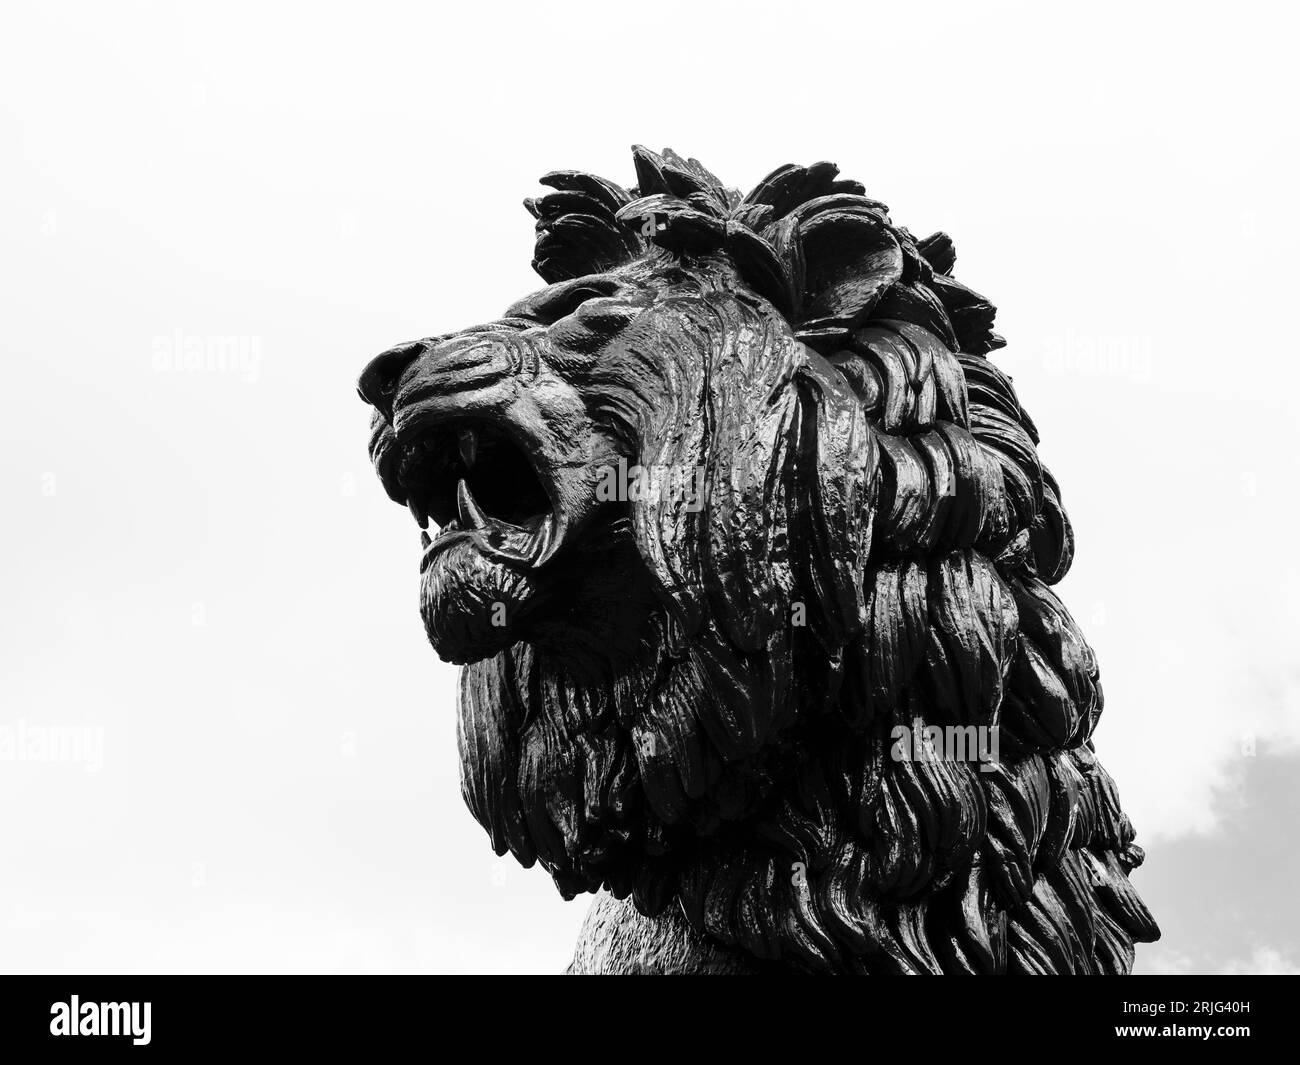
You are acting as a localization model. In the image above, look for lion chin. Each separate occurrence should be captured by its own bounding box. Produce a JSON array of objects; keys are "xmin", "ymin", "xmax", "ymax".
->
[
  {"xmin": 418, "ymin": 535, "xmax": 535, "ymax": 663},
  {"xmin": 358, "ymin": 147, "xmax": 1160, "ymax": 974}
]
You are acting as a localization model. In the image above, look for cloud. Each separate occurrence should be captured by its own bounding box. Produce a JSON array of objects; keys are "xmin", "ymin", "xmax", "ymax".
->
[
  {"xmin": 1221, "ymin": 947, "xmax": 1300, "ymax": 975},
  {"xmin": 1132, "ymin": 751, "xmax": 1300, "ymax": 974},
  {"xmin": 1144, "ymin": 946, "xmax": 1300, "ymax": 976}
]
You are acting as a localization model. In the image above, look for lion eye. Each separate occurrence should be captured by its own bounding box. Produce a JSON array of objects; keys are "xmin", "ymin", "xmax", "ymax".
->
[
  {"xmin": 545, "ymin": 295, "xmax": 645, "ymax": 357},
  {"xmin": 507, "ymin": 275, "xmax": 623, "ymax": 325},
  {"xmin": 572, "ymin": 297, "xmax": 643, "ymax": 334}
]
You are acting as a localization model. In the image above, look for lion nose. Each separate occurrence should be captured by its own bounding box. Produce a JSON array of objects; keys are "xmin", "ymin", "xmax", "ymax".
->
[{"xmin": 357, "ymin": 340, "xmax": 426, "ymax": 423}]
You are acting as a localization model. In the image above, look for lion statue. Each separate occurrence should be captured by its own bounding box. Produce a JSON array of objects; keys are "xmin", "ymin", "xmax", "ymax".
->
[{"xmin": 357, "ymin": 147, "xmax": 1159, "ymax": 974}]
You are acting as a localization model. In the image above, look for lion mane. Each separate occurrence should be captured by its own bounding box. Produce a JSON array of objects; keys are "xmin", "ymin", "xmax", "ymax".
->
[{"xmin": 361, "ymin": 147, "xmax": 1158, "ymax": 974}]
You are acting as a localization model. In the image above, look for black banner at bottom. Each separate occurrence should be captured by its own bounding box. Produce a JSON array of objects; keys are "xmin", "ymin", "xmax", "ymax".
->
[{"xmin": 0, "ymin": 974, "xmax": 1283, "ymax": 1052}]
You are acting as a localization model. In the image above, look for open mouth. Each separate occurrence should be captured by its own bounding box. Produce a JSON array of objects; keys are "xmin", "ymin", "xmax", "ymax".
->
[{"xmin": 398, "ymin": 422, "xmax": 556, "ymax": 566}]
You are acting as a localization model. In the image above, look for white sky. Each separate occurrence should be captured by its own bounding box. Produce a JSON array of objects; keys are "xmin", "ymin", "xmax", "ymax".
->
[{"xmin": 1, "ymin": 0, "xmax": 1297, "ymax": 973}]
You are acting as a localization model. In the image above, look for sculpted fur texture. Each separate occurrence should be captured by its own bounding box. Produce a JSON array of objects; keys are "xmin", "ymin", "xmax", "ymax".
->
[{"xmin": 358, "ymin": 147, "xmax": 1159, "ymax": 973}]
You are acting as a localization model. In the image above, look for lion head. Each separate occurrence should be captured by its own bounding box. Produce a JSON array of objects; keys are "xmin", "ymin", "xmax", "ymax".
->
[{"xmin": 358, "ymin": 147, "xmax": 1158, "ymax": 973}]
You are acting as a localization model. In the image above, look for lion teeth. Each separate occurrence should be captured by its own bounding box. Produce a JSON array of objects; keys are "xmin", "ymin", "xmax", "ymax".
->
[
  {"xmin": 408, "ymin": 497, "xmax": 427, "ymax": 529},
  {"xmin": 457, "ymin": 478, "xmax": 488, "ymax": 530},
  {"xmin": 458, "ymin": 427, "xmax": 479, "ymax": 468},
  {"xmin": 531, "ymin": 517, "xmax": 556, "ymax": 566}
]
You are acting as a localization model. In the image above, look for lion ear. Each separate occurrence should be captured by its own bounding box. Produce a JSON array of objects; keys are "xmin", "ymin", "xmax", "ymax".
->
[{"xmin": 752, "ymin": 195, "xmax": 904, "ymax": 352}]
